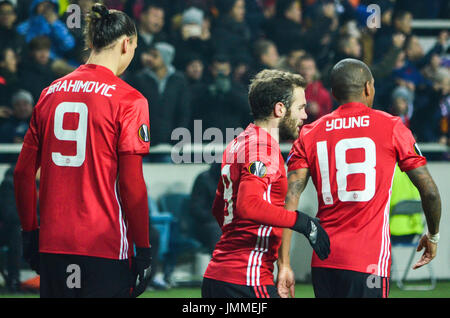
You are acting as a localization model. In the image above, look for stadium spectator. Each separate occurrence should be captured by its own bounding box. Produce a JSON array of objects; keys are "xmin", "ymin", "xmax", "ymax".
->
[
  {"xmin": 0, "ymin": 47, "xmax": 19, "ymax": 108},
  {"xmin": 172, "ymin": 6, "xmax": 213, "ymax": 71},
  {"xmin": 190, "ymin": 54, "xmax": 250, "ymax": 136},
  {"xmin": 390, "ymin": 85, "xmax": 414, "ymax": 128},
  {"xmin": 0, "ymin": 165, "xmax": 22, "ymax": 293},
  {"xmin": 0, "ymin": 0, "xmax": 25, "ymax": 55},
  {"xmin": 413, "ymin": 68, "xmax": 450, "ymax": 143},
  {"xmin": 374, "ymin": 10, "xmax": 412, "ymax": 62},
  {"xmin": 127, "ymin": 0, "xmax": 167, "ymax": 73},
  {"xmin": 18, "ymin": 36, "xmax": 56, "ymax": 102},
  {"xmin": 251, "ymin": 39, "xmax": 280, "ymax": 74},
  {"xmin": 304, "ymin": 0, "xmax": 339, "ymax": 62},
  {"xmin": 189, "ymin": 162, "xmax": 222, "ymax": 254},
  {"xmin": 276, "ymin": 43, "xmax": 305, "ymax": 74},
  {"xmin": 0, "ymin": 89, "xmax": 33, "ymax": 144},
  {"xmin": 183, "ymin": 53, "xmax": 205, "ymax": 87},
  {"xmin": 405, "ymin": 31, "xmax": 448, "ymax": 70},
  {"xmin": 324, "ymin": 33, "xmax": 405, "ymax": 109},
  {"xmin": 63, "ymin": 0, "xmax": 95, "ymax": 65},
  {"xmin": 262, "ymin": 0, "xmax": 304, "ymax": 56},
  {"xmin": 16, "ymin": 0, "xmax": 75, "ymax": 59},
  {"xmin": 128, "ymin": 42, "xmax": 191, "ymax": 147},
  {"xmin": 295, "ymin": 54, "xmax": 333, "ymax": 123},
  {"xmin": 211, "ymin": 0, "xmax": 252, "ymax": 63},
  {"xmin": 355, "ymin": 0, "xmax": 394, "ymax": 67},
  {"xmin": 394, "ymin": 0, "xmax": 443, "ymax": 20}
]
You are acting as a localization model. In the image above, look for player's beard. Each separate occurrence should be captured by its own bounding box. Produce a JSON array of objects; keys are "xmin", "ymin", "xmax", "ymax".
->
[{"xmin": 279, "ymin": 108, "xmax": 299, "ymax": 142}]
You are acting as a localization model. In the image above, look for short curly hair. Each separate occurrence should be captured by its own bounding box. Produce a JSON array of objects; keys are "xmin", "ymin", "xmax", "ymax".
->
[{"xmin": 248, "ymin": 69, "xmax": 306, "ymax": 121}]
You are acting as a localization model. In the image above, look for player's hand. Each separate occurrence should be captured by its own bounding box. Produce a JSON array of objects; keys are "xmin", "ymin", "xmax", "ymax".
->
[
  {"xmin": 291, "ymin": 211, "xmax": 330, "ymax": 260},
  {"xmin": 412, "ymin": 234, "xmax": 437, "ymax": 270},
  {"xmin": 22, "ymin": 229, "xmax": 40, "ymax": 274},
  {"xmin": 131, "ymin": 247, "xmax": 152, "ymax": 298},
  {"xmin": 276, "ymin": 265, "xmax": 295, "ymax": 298}
]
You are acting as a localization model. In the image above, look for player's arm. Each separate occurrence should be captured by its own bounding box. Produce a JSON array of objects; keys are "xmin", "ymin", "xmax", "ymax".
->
[
  {"xmin": 236, "ymin": 172, "xmax": 330, "ymax": 262},
  {"xmin": 236, "ymin": 177, "xmax": 298, "ymax": 227},
  {"xmin": 393, "ymin": 118, "xmax": 441, "ymax": 269},
  {"xmin": 117, "ymin": 94, "xmax": 152, "ymax": 297},
  {"xmin": 406, "ymin": 165, "xmax": 441, "ymax": 269},
  {"xmin": 279, "ymin": 168, "xmax": 310, "ymax": 265},
  {"xmin": 118, "ymin": 154, "xmax": 150, "ymax": 249},
  {"xmin": 277, "ymin": 168, "xmax": 310, "ymax": 298},
  {"xmin": 13, "ymin": 145, "xmax": 40, "ymax": 232},
  {"xmin": 13, "ymin": 144, "xmax": 41, "ymax": 274}
]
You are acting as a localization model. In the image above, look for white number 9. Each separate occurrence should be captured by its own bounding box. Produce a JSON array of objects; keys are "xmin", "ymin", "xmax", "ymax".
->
[{"xmin": 52, "ymin": 102, "xmax": 88, "ymax": 167}]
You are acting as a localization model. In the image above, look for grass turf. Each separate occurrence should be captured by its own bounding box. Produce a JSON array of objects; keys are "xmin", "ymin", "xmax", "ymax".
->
[
  {"xmin": 140, "ymin": 281, "xmax": 450, "ymax": 298},
  {"xmin": 1, "ymin": 281, "xmax": 448, "ymax": 298}
]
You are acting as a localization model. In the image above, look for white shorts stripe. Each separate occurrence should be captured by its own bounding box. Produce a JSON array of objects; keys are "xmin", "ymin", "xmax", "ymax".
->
[
  {"xmin": 114, "ymin": 179, "xmax": 128, "ymax": 260},
  {"xmin": 377, "ymin": 168, "xmax": 395, "ymax": 276}
]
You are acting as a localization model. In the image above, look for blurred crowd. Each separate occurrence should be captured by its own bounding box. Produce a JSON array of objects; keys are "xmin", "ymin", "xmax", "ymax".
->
[{"xmin": 0, "ymin": 0, "xmax": 449, "ymax": 150}]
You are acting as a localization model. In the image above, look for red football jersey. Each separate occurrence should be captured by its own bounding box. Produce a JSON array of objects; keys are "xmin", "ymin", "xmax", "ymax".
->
[
  {"xmin": 287, "ymin": 102, "xmax": 426, "ymax": 277},
  {"xmin": 204, "ymin": 123, "xmax": 298, "ymax": 286},
  {"xmin": 23, "ymin": 64, "xmax": 150, "ymax": 260}
]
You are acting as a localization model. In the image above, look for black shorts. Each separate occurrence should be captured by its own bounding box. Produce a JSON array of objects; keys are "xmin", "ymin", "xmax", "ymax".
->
[
  {"xmin": 202, "ymin": 277, "xmax": 280, "ymax": 298},
  {"xmin": 40, "ymin": 253, "xmax": 134, "ymax": 298},
  {"xmin": 312, "ymin": 267, "xmax": 390, "ymax": 298}
]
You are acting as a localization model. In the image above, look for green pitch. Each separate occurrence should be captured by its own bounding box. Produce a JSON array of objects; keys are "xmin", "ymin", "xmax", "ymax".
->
[
  {"xmin": 1, "ymin": 281, "xmax": 449, "ymax": 298},
  {"xmin": 141, "ymin": 281, "xmax": 450, "ymax": 298}
]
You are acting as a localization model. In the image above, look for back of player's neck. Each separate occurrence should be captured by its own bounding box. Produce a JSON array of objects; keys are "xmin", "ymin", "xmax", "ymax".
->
[
  {"xmin": 339, "ymin": 99, "xmax": 369, "ymax": 107},
  {"xmin": 86, "ymin": 53, "xmax": 119, "ymax": 76}
]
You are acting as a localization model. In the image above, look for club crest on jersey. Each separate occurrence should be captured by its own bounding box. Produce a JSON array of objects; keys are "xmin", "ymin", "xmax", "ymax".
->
[
  {"xmin": 414, "ymin": 143, "xmax": 422, "ymax": 156},
  {"xmin": 248, "ymin": 161, "xmax": 267, "ymax": 178},
  {"xmin": 138, "ymin": 124, "xmax": 150, "ymax": 142}
]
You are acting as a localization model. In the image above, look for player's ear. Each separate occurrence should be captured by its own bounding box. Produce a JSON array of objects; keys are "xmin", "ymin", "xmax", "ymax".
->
[
  {"xmin": 121, "ymin": 37, "xmax": 129, "ymax": 55},
  {"xmin": 364, "ymin": 81, "xmax": 371, "ymax": 97},
  {"xmin": 274, "ymin": 102, "xmax": 285, "ymax": 118}
]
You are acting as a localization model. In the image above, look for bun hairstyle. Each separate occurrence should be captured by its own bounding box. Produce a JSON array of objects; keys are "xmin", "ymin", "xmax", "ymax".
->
[{"xmin": 85, "ymin": 3, "xmax": 137, "ymax": 51}]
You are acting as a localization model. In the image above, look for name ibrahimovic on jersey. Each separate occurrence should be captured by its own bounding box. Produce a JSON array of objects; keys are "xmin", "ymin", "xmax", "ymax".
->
[{"xmin": 46, "ymin": 79, "xmax": 116, "ymax": 97}]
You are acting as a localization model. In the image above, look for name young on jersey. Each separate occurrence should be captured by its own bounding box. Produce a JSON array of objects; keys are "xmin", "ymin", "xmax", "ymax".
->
[
  {"xmin": 46, "ymin": 80, "xmax": 116, "ymax": 97},
  {"xmin": 326, "ymin": 115, "xmax": 370, "ymax": 132}
]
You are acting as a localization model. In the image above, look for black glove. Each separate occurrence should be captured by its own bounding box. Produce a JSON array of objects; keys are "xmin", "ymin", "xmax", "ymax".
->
[
  {"xmin": 22, "ymin": 229, "xmax": 40, "ymax": 274},
  {"xmin": 291, "ymin": 211, "xmax": 330, "ymax": 260},
  {"xmin": 131, "ymin": 247, "xmax": 152, "ymax": 298}
]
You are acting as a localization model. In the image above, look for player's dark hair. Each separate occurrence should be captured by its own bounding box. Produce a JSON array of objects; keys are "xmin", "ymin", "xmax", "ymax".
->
[
  {"xmin": 248, "ymin": 69, "xmax": 306, "ymax": 121},
  {"xmin": 330, "ymin": 58, "xmax": 373, "ymax": 102},
  {"xmin": 85, "ymin": 3, "xmax": 137, "ymax": 51}
]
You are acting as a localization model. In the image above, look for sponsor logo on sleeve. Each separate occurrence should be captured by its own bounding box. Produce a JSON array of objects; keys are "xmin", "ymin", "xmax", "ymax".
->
[
  {"xmin": 248, "ymin": 161, "xmax": 267, "ymax": 178},
  {"xmin": 138, "ymin": 124, "xmax": 150, "ymax": 142}
]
